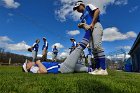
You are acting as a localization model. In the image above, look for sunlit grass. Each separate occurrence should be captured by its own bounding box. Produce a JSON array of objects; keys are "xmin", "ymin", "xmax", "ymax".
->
[{"xmin": 0, "ymin": 66, "xmax": 140, "ymax": 93}]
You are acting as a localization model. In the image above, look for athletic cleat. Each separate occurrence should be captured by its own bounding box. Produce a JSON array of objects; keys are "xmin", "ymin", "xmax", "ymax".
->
[
  {"xmin": 94, "ymin": 69, "xmax": 108, "ymax": 75},
  {"xmin": 89, "ymin": 69, "xmax": 99, "ymax": 74}
]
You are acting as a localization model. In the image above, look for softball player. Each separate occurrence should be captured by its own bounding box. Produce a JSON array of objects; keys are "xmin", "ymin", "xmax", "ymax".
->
[
  {"xmin": 69, "ymin": 38, "xmax": 77, "ymax": 54},
  {"xmin": 73, "ymin": 1, "xmax": 108, "ymax": 75},
  {"xmin": 42, "ymin": 37, "xmax": 48, "ymax": 61},
  {"xmin": 52, "ymin": 46, "xmax": 58, "ymax": 62},
  {"xmin": 22, "ymin": 58, "xmax": 91, "ymax": 74},
  {"xmin": 32, "ymin": 39, "xmax": 40, "ymax": 62}
]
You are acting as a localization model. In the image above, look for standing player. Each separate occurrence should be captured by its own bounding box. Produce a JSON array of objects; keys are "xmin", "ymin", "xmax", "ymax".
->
[
  {"xmin": 69, "ymin": 38, "xmax": 77, "ymax": 54},
  {"xmin": 73, "ymin": 1, "xmax": 108, "ymax": 75},
  {"xmin": 42, "ymin": 37, "xmax": 48, "ymax": 61},
  {"xmin": 32, "ymin": 39, "xmax": 40, "ymax": 62},
  {"xmin": 52, "ymin": 46, "xmax": 58, "ymax": 62}
]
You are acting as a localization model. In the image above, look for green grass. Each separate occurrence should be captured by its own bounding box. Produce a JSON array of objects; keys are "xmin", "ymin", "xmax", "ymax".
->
[{"xmin": 0, "ymin": 66, "xmax": 140, "ymax": 93}]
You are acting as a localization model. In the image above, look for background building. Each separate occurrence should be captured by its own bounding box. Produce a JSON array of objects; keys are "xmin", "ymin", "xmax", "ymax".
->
[{"xmin": 129, "ymin": 33, "xmax": 140, "ymax": 72}]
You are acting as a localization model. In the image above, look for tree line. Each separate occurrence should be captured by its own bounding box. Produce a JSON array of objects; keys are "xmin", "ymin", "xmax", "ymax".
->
[
  {"xmin": 0, "ymin": 48, "xmax": 33, "ymax": 65},
  {"xmin": 0, "ymin": 48, "xmax": 64, "ymax": 65}
]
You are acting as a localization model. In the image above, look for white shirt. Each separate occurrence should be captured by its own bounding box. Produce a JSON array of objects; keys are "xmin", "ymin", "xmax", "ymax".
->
[
  {"xmin": 30, "ymin": 66, "xmax": 39, "ymax": 73},
  {"xmin": 87, "ymin": 4, "xmax": 98, "ymax": 11}
]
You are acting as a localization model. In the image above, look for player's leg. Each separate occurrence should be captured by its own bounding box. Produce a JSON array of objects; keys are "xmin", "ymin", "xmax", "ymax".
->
[
  {"xmin": 53, "ymin": 55, "xmax": 56, "ymax": 61},
  {"xmin": 88, "ymin": 37, "xmax": 94, "ymax": 67},
  {"xmin": 90, "ymin": 23, "xmax": 101, "ymax": 71},
  {"xmin": 90, "ymin": 22, "xmax": 108, "ymax": 75},
  {"xmin": 52, "ymin": 53, "xmax": 55, "ymax": 61},
  {"xmin": 60, "ymin": 46, "xmax": 83, "ymax": 73},
  {"xmin": 93, "ymin": 22, "xmax": 106, "ymax": 70},
  {"xmin": 42, "ymin": 50, "xmax": 46, "ymax": 61},
  {"xmin": 74, "ymin": 64, "xmax": 88, "ymax": 72},
  {"xmin": 54, "ymin": 54, "xmax": 57, "ymax": 62},
  {"xmin": 77, "ymin": 50, "xmax": 85, "ymax": 65},
  {"xmin": 88, "ymin": 55, "xmax": 92, "ymax": 67},
  {"xmin": 41, "ymin": 50, "xmax": 44, "ymax": 61},
  {"xmin": 44, "ymin": 50, "xmax": 47, "ymax": 61},
  {"xmin": 32, "ymin": 50, "xmax": 36, "ymax": 62},
  {"xmin": 35, "ymin": 51, "xmax": 37, "ymax": 62},
  {"xmin": 60, "ymin": 30, "xmax": 91, "ymax": 73},
  {"xmin": 46, "ymin": 50, "xmax": 48, "ymax": 59}
]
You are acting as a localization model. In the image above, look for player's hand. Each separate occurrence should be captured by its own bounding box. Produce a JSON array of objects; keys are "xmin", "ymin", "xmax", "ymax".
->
[
  {"xmin": 84, "ymin": 25, "xmax": 91, "ymax": 30},
  {"xmin": 36, "ymin": 60, "xmax": 41, "ymax": 64},
  {"xmin": 78, "ymin": 23, "xmax": 90, "ymax": 30},
  {"xmin": 89, "ymin": 24, "xmax": 94, "ymax": 31},
  {"xmin": 78, "ymin": 23, "xmax": 85, "ymax": 28}
]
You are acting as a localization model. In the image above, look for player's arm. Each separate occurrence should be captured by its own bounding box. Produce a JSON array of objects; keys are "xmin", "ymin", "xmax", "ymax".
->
[
  {"xmin": 73, "ymin": 42, "xmax": 77, "ymax": 48},
  {"xmin": 73, "ymin": 45, "xmax": 77, "ymax": 48},
  {"xmin": 86, "ymin": 4, "xmax": 100, "ymax": 29},
  {"xmin": 36, "ymin": 60, "xmax": 47, "ymax": 73},
  {"xmin": 31, "ymin": 43, "xmax": 35, "ymax": 49},
  {"xmin": 90, "ymin": 8, "xmax": 100, "ymax": 28},
  {"xmin": 72, "ymin": 46, "xmax": 76, "ymax": 49}
]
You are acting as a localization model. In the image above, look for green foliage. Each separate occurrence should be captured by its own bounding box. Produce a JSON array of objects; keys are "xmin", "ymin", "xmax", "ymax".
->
[{"xmin": 0, "ymin": 66, "xmax": 140, "ymax": 93}]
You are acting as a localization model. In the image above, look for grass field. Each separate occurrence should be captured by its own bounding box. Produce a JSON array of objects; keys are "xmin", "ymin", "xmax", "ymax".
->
[{"xmin": 0, "ymin": 66, "xmax": 140, "ymax": 93}]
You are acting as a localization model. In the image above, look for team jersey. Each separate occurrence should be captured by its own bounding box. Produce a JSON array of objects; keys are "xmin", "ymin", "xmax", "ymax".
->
[
  {"xmin": 32, "ymin": 43, "xmax": 39, "ymax": 52},
  {"xmin": 71, "ymin": 41, "xmax": 77, "ymax": 48},
  {"xmin": 42, "ymin": 41, "xmax": 48, "ymax": 50},
  {"xmin": 80, "ymin": 4, "xmax": 100, "ymax": 25},
  {"xmin": 52, "ymin": 48, "xmax": 58, "ymax": 55},
  {"xmin": 30, "ymin": 62, "xmax": 60, "ymax": 74}
]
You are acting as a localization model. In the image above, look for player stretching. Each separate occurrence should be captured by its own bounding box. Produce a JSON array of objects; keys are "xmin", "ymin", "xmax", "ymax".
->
[{"xmin": 73, "ymin": 1, "xmax": 108, "ymax": 75}]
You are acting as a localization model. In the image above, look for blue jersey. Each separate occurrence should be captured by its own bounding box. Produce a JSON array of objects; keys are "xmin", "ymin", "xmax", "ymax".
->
[
  {"xmin": 42, "ymin": 62, "xmax": 59, "ymax": 74},
  {"xmin": 30, "ymin": 62, "xmax": 60, "ymax": 74},
  {"xmin": 71, "ymin": 41, "xmax": 77, "ymax": 48},
  {"xmin": 42, "ymin": 41, "xmax": 48, "ymax": 50},
  {"xmin": 80, "ymin": 4, "xmax": 100, "ymax": 25},
  {"xmin": 33, "ymin": 43, "xmax": 39, "ymax": 52},
  {"xmin": 52, "ymin": 48, "xmax": 58, "ymax": 55}
]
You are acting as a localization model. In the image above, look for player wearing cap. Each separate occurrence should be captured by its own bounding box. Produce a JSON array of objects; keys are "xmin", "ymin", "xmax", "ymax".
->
[
  {"xmin": 73, "ymin": 1, "xmax": 108, "ymax": 75},
  {"xmin": 69, "ymin": 38, "xmax": 78, "ymax": 54},
  {"xmin": 42, "ymin": 37, "xmax": 48, "ymax": 61},
  {"xmin": 52, "ymin": 46, "xmax": 58, "ymax": 62},
  {"xmin": 32, "ymin": 39, "xmax": 40, "ymax": 62}
]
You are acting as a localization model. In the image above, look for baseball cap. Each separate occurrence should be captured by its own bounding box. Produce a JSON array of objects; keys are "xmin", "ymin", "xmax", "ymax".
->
[
  {"xmin": 22, "ymin": 60, "xmax": 28, "ymax": 72},
  {"xmin": 70, "ymin": 38, "xmax": 75, "ymax": 41},
  {"xmin": 73, "ymin": 1, "xmax": 84, "ymax": 11},
  {"xmin": 43, "ymin": 37, "xmax": 46, "ymax": 40}
]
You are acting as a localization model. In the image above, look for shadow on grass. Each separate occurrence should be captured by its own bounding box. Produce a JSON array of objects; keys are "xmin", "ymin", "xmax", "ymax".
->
[
  {"xmin": 76, "ymin": 78, "xmax": 131, "ymax": 93},
  {"xmin": 76, "ymin": 79, "xmax": 113, "ymax": 93}
]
